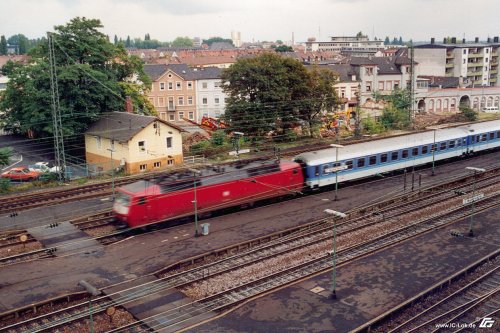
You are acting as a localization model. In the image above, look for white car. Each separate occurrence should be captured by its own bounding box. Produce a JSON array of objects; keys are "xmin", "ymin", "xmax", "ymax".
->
[{"xmin": 29, "ymin": 162, "xmax": 59, "ymax": 173}]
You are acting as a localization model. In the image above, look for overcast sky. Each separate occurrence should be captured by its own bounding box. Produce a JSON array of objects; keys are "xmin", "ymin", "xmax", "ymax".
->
[{"xmin": 1, "ymin": 0, "xmax": 499, "ymax": 43}]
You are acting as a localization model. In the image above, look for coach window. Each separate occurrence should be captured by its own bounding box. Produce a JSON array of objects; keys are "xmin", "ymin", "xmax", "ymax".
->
[
  {"xmin": 449, "ymin": 140, "xmax": 455, "ymax": 148},
  {"xmin": 440, "ymin": 142, "xmax": 447, "ymax": 150},
  {"xmin": 357, "ymin": 158, "xmax": 365, "ymax": 168},
  {"xmin": 422, "ymin": 145, "xmax": 428, "ymax": 154},
  {"xmin": 497, "ymin": 131, "xmax": 500, "ymax": 138},
  {"xmin": 457, "ymin": 139, "xmax": 461, "ymax": 147},
  {"xmin": 381, "ymin": 153, "xmax": 388, "ymax": 163},
  {"xmin": 431, "ymin": 143, "xmax": 437, "ymax": 153},
  {"xmin": 412, "ymin": 148, "xmax": 419, "ymax": 156},
  {"xmin": 391, "ymin": 151, "xmax": 399, "ymax": 161},
  {"xmin": 345, "ymin": 160, "xmax": 353, "ymax": 169},
  {"xmin": 402, "ymin": 150, "xmax": 409, "ymax": 159},
  {"xmin": 481, "ymin": 134, "xmax": 487, "ymax": 141},
  {"xmin": 475, "ymin": 135, "xmax": 480, "ymax": 143},
  {"xmin": 323, "ymin": 165, "xmax": 330, "ymax": 175},
  {"xmin": 315, "ymin": 166, "xmax": 320, "ymax": 176},
  {"xmin": 369, "ymin": 156, "xmax": 377, "ymax": 165},
  {"xmin": 489, "ymin": 132, "xmax": 494, "ymax": 140}
]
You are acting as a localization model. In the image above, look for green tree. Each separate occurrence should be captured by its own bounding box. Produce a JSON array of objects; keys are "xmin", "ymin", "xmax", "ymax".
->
[
  {"xmin": 356, "ymin": 31, "xmax": 365, "ymax": 38},
  {"xmin": 374, "ymin": 88, "xmax": 411, "ymax": 129},
  {"xmin": 125, "ymin": 35, "xmax": 131, "ymax": 47},
  {"xmin": 0, "ymin": 17, "xmax": 153, "ymax": 138},
  {"xmin": 273, "ymin": 45, "xmax": 293, "ymax": 52},
  {"xmin": 114, "ymin": 34, "xmax": 118, "ymax": 45},
  {"xmin": 299, "ymin": 66, "xmax": 339, "ymax": 137},
  {"xmin": 145, "ymin": 33, "xmax": 150, "ymax": 41},
  {"xmin": 0, "ymin": 147, "xmax": 12, "ymax": 166},
  {"xmin": 398, "ymin": 36, "xmax": 403, "ymax": 45},
  {"xmin": 0, "ymin": 35, "xmax": 7, "ymax": 55},
  {"xmin": 380, "ymin": 104, "xmax": 410, "ymax": 129},
  {"xmin": 221, "ymin": 53, "xmax": 311, "ymax": 136},
  {"xmin": 172, "ymin": 36, "xmax": 194, "ymax": 47},
  {"xmin": 202, "ymin": 37, "xmax": 233, "ymax": 46},
  {"xmin": 384, "ymin": 36, "xmax": 390, "ymax": 45},
  {"xmin": 459, "ymin": 105, "xmax": 478, "ymax": 121}
]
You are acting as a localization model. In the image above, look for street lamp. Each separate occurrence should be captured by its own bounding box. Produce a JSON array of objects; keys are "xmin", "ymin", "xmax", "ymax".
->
[
  {"xmin": 78, "ymin": 280, "xmax": 101, "ymax": 333},
  {"xmin": 107, "ymin": 148, "xmax": 116, "ymax": 198},
  {"xmin": 465, "ymin": 166, "xmax": 485, "ymax": 237},
  {"xmin": 324, "ymin": 209, "xmax": 347, "ymax": 299},
  {"xmin": 330, "ymin": 144, "xmax": 345, "ymax": 201},
  {"xmin": 188, "ymin": 168, "xmax": 202, "ymax": 237}
]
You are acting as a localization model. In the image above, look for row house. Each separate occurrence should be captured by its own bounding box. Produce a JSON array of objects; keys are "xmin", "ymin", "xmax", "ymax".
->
[{"xmin": 144, "ymin": 64, "xmax": 227, "ymax": 123}]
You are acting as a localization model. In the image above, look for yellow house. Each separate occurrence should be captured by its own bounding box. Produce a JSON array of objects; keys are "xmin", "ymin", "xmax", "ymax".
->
[{"xmin": 85, "ymin": 112, "xmax": 185, "ymax": 174}]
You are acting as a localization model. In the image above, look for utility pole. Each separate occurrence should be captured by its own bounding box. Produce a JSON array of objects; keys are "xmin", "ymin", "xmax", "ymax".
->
[
  {"xmin": 354, "ymin": 83, "xmax": 361, "ymax": 138},
  {"xmin": 409, "ymin": 42, "xmax": 415, "ymax": 126},
  {"xmin": 47, "ymin": 32, "xmax": 66, "ymax": 182}
]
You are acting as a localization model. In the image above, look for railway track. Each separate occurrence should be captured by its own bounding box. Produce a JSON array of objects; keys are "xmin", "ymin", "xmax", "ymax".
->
[
  {"xmin": 4, "ymin": 172, "xmax": 497, "ymax": 332},
  {"xmin": 387, "ymin": 267, "xmax": 499, "ymax": 333}
]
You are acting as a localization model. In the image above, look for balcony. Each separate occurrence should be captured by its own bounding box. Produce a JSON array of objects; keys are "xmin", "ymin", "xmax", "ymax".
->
[
  {"xmin": 490, "ymin": 77, "xmax": 497, "ymax": 82},
  {"xmin": 446, "ymin": 53, "xmax": 454, "ymax": 59},
  {"xmin": 468, "ymin": 53, "xmax": 482, "ymax": 58},
  {"xmin": 473, "ymin": 80, "xmax": 483, "ymax": 85},
  {"xmin": 446, "ymin": 63, "xmax": 454, "ymax": 68},
  {"xmin": 467, "ymin": 70, "xmax": 482, "ymax": 76},
  {"xmin": 491, "ymin": 69, "xmax": 498, "ymax": 74},
  {"xmin": 467, "ymin": 62, "xmax": 483, "ymax": 67}
]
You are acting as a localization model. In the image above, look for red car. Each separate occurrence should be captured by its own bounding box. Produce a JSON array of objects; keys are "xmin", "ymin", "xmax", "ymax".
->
[{"xmin": 1, "ymin": 167, "xmax": 41, "ymax": 181}]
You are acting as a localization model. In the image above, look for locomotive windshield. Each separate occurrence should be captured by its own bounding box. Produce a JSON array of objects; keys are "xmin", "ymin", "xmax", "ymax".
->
[{"xmin": 115, "ymin": 192, "xmax": 131, "ymax": 207}]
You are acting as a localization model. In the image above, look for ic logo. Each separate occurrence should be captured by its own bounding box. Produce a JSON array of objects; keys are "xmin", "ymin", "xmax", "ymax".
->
[{"xmin": 479, "ymin": 317, "xmax": 495, "ymax": 328}]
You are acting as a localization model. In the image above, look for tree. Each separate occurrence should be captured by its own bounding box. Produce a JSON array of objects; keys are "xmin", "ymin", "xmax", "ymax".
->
[
  {"xmin": 398, "ymin": 36, "xmax": 403, "ymax": 45},
  {"xmin": 172, "ymin": 36, "xmax": 194, "ymax": 47},
  {"xmin": 203, "ymin": 37, "xmax": 233, "ymax": 46},
  {"xmin": 0, "ymin": 35, "xmax": 7, "ymax": 55},
  {"xmin": 114, "ymin": 35, "xmax": 118, "ymax": 45},
  {"xmin": 298, "ymin": 66, "xmax": 339, "ymax": 137},
  {"xmin": 374, "ymin": 89, "xmax": 412, "ymax": 129},
  {"xmin": 125, "ymin": 35, "xmax": 131, "ymax": 47},
  {"xmin": 145, "ymin": 33, "xmax": 151, "ymax": 41},
  {"xmin": 0, "ymin": 147, "xmax": 12, "ymax": 166},
  {"xmin": 459, "ymin": 105, "xmax": 478, "ymax": 121},
  {"xmin": 392, "ymin": 37, "xmax": 398, "ymax": 45},
  {"xmin": 273, "ymin": 45, "xmax": 293, "ymax": 52},
  {"xmin": 356, "ymin": 31, "xmax": 365, "ymax": 38},
  {"xmin": 0, "ymin": 17, "xmax": 153, "ymax": 138},
  {"xmin": 221, "ymin": 53, "xmax": 311, "ymax": 137},
  {"xmin": 384, "ymin": 36, "xmax": 390, "ymax": 45}
]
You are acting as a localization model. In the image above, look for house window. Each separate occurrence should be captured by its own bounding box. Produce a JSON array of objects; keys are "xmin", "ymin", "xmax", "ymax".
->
[
  {"xmin": 168, "ymin": 97, "xmax": 174, "ymax": 110},
  {"xmin": 394, "ymin": 81, "xmax": 399, "ymax": 89},
  {"xmin": 378, "ymin": 82, "xmax": 384, "ymax": 91},
  {"xmin": 167, "ymin": 159, "xmax": 174, "ymax": 165},
  {"xmin": 176, "ymin": 81, "xmax": 182, "ymax": 90},
  {"xmin": 168, "ymin": 82, "xmax": 173, "ymax": 90},
  {"xmin": 188, "ymin": 96, "xmax": 193, "ymax": 105},
  {"xmin": 178, "ymin": 96, "xmax": 184, "ymax": 106},
  {"xmin": 214, "ymin": 81, "xmax": 221, "ymax": 88},
  {"xmin": 168, "ymin": 73, "xmax": 173, "ymax": 78},
  {"xmin": 166, "ymin": 137, "xmax": 172, "ymax": 148},
  {"xmin": 160, "ymin": 82, "xmax": 165, "ymax": 90},
  {"xmin": 154, "ymin": 162, "xmax": 161, "ymax": 168},
  {"xmin": 202, "ymin": 82, "xmax": 208, "ymax": 89},
  {"xmin": 178, "ymin": 111, "xmax": 184, "ymax": 120},
  {"xmin": 202, "ymin": 97, "xmax": 208, "ymax": 105},
  {"xmin": 366, "ymin": 82, "xmax": 371, "ymax": 92},
  {"xmin": 138, "ymin": 141, "xmax": 145, "ymax": 152},
  {"xmin": 188, "ymin": 111, "xmax": 194, "ymax": 120},
  {"xmin": 386, "ymin": 81, "xmax": 392, "ymax": 90},
  {"xmin": 139, "ymin": 164, "xmax": 147, "ymax": 171},
  {"xmin": 214, "ymin": 97, "xmax": 220, "ymax": 104},
  {"xmin": 168, "ymin": 114, "xmax": 175, "ymax": 121},
  {"xmin": 365, "ymin": 67, "xmax": 373, "ymax": 75},
  {"xmin": 158, "ymin": 97, "xmax": 165, "ymax": 107},
  {"xmin": 187, "ymin": 81, "xmax": 193, "ymax": 90},
  {"xmin": 95, "ymin": 136, "xmax": 101, "ymax": 150}
]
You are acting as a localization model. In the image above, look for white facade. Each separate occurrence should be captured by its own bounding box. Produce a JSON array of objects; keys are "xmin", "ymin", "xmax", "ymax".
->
[
  {"xmin": 195, "ymin": 78, "xmax": 227, "ymax": 122},
  {"xmin": 306, "ymin": 36, "xmax": 385, "ymax": 54}
]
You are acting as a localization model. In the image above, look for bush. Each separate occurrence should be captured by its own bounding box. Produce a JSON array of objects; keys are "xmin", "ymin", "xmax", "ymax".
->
[
  {"xmin": 362, "ymin": 117, "xmax": 385, "ymax": 134},
  {"xmin": 459, "ymin": 106, "xmax": 478, "ymax": 121},
  {"xmin": 0, "ymin": 178, "xmax": 10, "ymax": 193}
]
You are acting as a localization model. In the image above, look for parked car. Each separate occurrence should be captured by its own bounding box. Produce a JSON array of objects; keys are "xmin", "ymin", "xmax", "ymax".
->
[
  {"xmin": 1, "ymin": 167, "xmax": 41, "ymax": 181},
  {"xmin": 28, "ymin": 162, "xmax": 52, "ymax": 173}
]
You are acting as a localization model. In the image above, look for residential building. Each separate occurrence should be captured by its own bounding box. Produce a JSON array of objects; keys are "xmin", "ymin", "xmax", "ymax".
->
[
  {"xmin": 144, "ymin": 64, "xmax": 228, "ymax": 123},
  {"xmin": 305, "ymin": 36, "xmax": 385, "ymax": 56},
  {"xmin": 415, "ymin": 37, "xmax": 500, "ymax": 87},
  {"xmin": 84, "ymin": 111, "xmax": 184, "ymax": 174}
]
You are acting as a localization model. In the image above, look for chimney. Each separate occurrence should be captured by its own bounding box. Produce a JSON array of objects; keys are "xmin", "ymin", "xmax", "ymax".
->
[
  {"xmin": 475, "ymin": 37, "xmax": 479, "ymax": 43},
  {"xmin": 494, "ymin": 36, "xmax": 499, "ymax": 43},
  {"xmin": 431, "ymin": 37, "xmax": 435, "ymax": 44},
  {"xmin": 451, "ymin": 37, "xmax": 456, "ymax": 44},
  {"xmin": 125, "ymin": 96, "xmax": 133, "ymax": 113}
]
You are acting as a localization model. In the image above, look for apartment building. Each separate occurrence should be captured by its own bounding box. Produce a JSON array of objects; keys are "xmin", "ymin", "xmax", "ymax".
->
[
  {"xmin": 305, "ymin": 36, "xmax": 385, "ymax": 56},
  {"xmin": 415, "ymin": 37, "xmax": 500, "ymax": 87},
  {"xmin": 144, "ymin": 64, "xmax": 227, "ymax": 123}
]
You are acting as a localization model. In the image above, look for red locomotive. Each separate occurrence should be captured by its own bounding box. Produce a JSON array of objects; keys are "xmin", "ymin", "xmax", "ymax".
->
[{"xmin": 113, "ymin": 161, "xmax": 304, "ymax": 228}]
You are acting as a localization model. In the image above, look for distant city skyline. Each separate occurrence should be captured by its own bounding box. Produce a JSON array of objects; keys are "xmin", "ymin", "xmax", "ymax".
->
[{"xmin": 1, "ymin": 0, "xmax": 499, "ymax": 43}]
